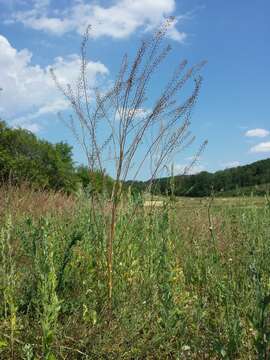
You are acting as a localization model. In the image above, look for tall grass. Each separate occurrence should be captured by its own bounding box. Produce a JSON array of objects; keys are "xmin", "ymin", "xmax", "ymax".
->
[
  {"xmin": 0, "ymin": 215, "xmax": 17, "ymax": 359},
  {"xmin": 1, "ymin": 187, "xmax": 270, "ymax": 358}
]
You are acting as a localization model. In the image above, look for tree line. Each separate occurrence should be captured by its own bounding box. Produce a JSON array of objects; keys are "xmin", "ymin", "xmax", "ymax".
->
[
  {"xmin": 142, "ymin": 159, "xmax": 270, "ymax": 197},
  {"xmin": 0, "ymin": 120, "xmax": 113, "ymax": 194},
  {"xmin": 1, "ymin": 120, "xmax": 269, "ymax": 197}
]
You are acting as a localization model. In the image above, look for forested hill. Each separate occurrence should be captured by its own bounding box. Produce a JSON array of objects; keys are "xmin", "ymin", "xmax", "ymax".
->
[
  {"xmin": 1, "ymin": 120, "xmax": 270, "ymax": 197},
  {"xmin": 147, "ymin": 159, "xmax": 270, "ymax": 197},
  {"xmin": 129, "ymin": 159, "xmax": 270, "ymax": 197}
]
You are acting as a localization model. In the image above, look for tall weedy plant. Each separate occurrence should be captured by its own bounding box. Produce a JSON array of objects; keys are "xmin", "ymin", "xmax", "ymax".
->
[
  {"xmin": 0, "ymin": 216, "xmax": 17, "ymax": 360},
  {"xmin": 35, "ymin": 218, "xmax": 60, "ymax": 360},
  {"xmin": 51, "ymin": 17, "xmax": 207, "ymax": 311}
]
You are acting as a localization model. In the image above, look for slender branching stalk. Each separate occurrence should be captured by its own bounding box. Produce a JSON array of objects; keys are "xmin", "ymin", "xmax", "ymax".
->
[{"xmin": 51, "ymin": 17, "xmax": 207, "ymax": 311}]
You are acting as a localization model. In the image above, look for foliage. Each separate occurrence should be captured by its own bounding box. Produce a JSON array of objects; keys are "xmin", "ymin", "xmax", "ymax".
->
[
  {"xmin": 132, "ymin": 158, "xmax": 270, "ymax": 197},
  {"xmin": 0, "ymin": 120, "xmax": 78, "ymax": 193},
  {"xmin": 1, "ymin": 118, "xmax": 269, "ymax": 197},
  {"xmin": 0, "ymin": 121, "xmax": 115, "ymax": 195},
  {"xmin": 76, "ymin": 165, "xmax": 114, "ymax": 196},
  {"xmin": 34, "ymin": 218, "xmax": 60, "ymax": 360},
  {"xmin": 0, "ymin": 215, "xmax": 17, "ymax": 359},
  {"xmin": 1, "ymin": 187, "xmax": 270, "ymax": 358}
]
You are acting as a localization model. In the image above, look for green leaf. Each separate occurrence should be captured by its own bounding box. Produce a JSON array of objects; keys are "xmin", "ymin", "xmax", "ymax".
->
[
  {"xmin": 0, "ymin": 339, "xmax": 8, "ymax": 349},
  {"xmin": 220, "ymin": 348, "xmax": 227, "ymax": 357},
  {"xmin": 47, "ymin": 353, "xmax": 57, "ymax": 360}
]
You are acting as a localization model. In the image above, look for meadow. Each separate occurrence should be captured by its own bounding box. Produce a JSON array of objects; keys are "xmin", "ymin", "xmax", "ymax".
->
[{"xmin": 1, "ymin": 186, "xmax": 270, "ymax": 359}]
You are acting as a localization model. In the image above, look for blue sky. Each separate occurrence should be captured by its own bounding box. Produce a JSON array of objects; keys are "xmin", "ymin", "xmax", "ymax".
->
[{"xmin": 0, "ymin": 0, "xmax": 269, "ymax": 178}]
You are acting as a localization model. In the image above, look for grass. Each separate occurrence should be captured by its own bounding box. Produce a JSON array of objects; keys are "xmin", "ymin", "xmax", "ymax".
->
[{"xmin": 1, "ymin": 186, "xmax": 270, "ymax": 359}]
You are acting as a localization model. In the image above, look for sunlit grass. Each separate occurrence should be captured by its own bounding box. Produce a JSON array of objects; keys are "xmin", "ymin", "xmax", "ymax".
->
[{"xmin": 1, "ymin": 187, "xmax": 270, "ymax": 358}]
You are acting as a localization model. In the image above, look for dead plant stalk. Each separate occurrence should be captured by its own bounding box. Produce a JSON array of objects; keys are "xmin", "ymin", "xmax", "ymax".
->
[{"xmin": 51, "ymin": 17, "xmax": 207, "ymax": 311}]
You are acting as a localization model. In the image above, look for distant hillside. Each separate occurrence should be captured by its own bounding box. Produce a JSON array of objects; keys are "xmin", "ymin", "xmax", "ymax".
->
[
  {"xmin": 129, "ymin": 159, "xmax": 270, "ymax": 197},
  {"xmin": 2, "ymin": 120, "xmax": 269, "ymax": 197}
]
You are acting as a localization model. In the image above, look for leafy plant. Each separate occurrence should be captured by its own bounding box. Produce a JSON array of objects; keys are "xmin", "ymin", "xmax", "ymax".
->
[{"xmin": 0, "ymin": 215, "xmax": 17, "ymax": 359}]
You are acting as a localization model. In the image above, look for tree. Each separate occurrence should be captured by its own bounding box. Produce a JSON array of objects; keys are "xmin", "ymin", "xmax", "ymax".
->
[
  {"xmin": 0, "ymin": 121, "xmax": 78, "ymax": 193},
  {"xmin": 76, "ymin": 165, "xmax": 114, "ymax": 195},
  {"xmin": 52, "ymin": 18, "xmax": 207, "ymax": 311}
]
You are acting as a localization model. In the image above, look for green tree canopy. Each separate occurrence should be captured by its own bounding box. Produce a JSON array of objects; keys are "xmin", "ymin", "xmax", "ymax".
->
[{"xmin": 0, "ymin": 120, "xmax": 78, "ymax": 193}]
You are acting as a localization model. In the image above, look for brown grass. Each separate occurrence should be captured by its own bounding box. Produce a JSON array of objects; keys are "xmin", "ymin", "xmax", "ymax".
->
[{"xmin": 0, "ymin": 184, "xmax": 77, "ymax": 220}]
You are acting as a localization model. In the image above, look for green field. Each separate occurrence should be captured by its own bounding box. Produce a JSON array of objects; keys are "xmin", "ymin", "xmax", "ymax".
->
[{"xmin": 1, "ymin": 187, "xmax": 270, "ymax": 359}]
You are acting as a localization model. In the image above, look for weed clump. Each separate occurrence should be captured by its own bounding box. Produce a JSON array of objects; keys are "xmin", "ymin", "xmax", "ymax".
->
[{"xmin": 0, "ymin": 187, "xmax": 270, "ymax": 358}]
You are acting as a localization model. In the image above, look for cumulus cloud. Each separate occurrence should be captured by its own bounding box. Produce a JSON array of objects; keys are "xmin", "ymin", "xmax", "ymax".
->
[
  {"xmin": 0, "ymin": 35, "xmax": 108, "ymax": 131},
  {"xmin": 10, "ymin": 0, "xmax": 72, "ymax": 35},
  {"xmin": 12, "ymin": 99, "xmax": 70, "ymax": 133},
  {"xmin": 245, "ymin": 128, "xmax": 270, "ymax": 138},
  {"xmin": 9, "ymin": 0, "xmax": 186, "ymax": 42},
  {"xmin": 250, "ymin": 142, "xmax": 270, "ymax": 153}
]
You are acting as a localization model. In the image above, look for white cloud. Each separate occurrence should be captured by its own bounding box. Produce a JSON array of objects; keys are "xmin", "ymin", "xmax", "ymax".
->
[
  {"xmin": 245, "ymin": 128, "xmax": 270, "ymax": 138},
  {"xmin": 0, "ymin": 35, "xmax": 108, "ymax": 131},
  {"xmin": 19, "ymin": 122, "xmax": 42, "ymax": 133},
  {"xmin": 10, "ymin": 0, "xmax": 186, "ymax": 42},
  {"xmin": 11, "ymin": 0, "xmax": 72, "ymax": 35},
  {"xmin": 222, "ymin": 161, "xmax": 240, "ymax": 169},
  {"xmin": 174, "ymin": 163, "xmax": 205, "ymax": 175},
  {"xmin": 12, "ymin": 99, "xmax": 70, "ymax": 132},
  {"xmin": 250, "ymin": 142, "xmax": 270, "ymax": 153},
  {"xmin": 115, "ymin": 107, "xmax": 151, "ymax": 121}
]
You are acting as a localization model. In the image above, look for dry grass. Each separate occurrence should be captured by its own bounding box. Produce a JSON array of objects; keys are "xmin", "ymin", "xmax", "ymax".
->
[
  {"xmin": 143, "ymin": 200, "xmax": 164, "ymax": 208},
  {"xmin": 0, "ymin": 184, "xmax": 77, "ymax": 220},
  {"xmin": 1, "ymin": 189, "xmax": 270, "ymax": 358}
]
